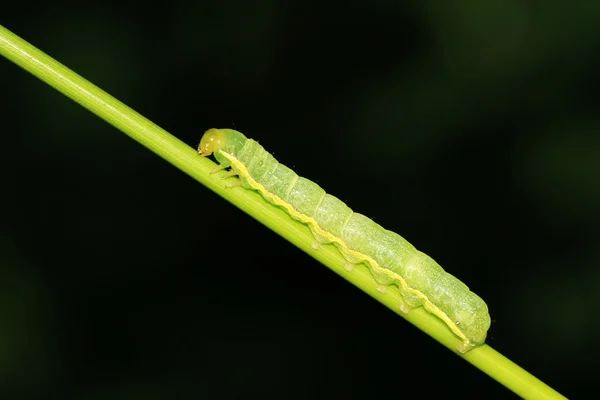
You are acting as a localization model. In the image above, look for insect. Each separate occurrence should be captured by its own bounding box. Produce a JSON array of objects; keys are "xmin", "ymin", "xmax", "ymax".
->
[{"xmin": 198, "ymin": 128, "xmax": 491, "ymax": 353}]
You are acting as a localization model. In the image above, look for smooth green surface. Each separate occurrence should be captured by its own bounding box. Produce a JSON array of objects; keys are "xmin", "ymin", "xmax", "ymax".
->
[{"xmin": 0, "ymin": 24, "xmax": 566, "ymax": 400}]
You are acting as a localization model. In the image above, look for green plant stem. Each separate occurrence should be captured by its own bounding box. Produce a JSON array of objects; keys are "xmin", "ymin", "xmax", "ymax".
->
[{"xmin": 0, "ymin": 24, "xmax": 566, "ymax": 400}]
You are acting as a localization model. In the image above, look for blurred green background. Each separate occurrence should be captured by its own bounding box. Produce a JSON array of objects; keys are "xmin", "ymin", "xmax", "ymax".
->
[{"xmin": 2, "ymin": 1, "xmax": 599, "ymax": 398}]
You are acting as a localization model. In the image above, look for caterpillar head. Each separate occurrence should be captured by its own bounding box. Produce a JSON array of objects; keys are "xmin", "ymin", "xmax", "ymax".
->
[{"xmin": 198, "ymin": 128, "xmax": 225, "ymax": 157}]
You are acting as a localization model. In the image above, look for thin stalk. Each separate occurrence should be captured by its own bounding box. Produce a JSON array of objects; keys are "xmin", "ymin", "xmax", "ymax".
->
[{"xmin": 0, "ymin": 24, "xmax": 567, "ymax": 400}]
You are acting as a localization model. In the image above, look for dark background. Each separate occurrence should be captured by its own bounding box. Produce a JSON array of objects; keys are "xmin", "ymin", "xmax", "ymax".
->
[{"xmin": 2, "ymin": 2, "xmax": 599, "ymax": 399}]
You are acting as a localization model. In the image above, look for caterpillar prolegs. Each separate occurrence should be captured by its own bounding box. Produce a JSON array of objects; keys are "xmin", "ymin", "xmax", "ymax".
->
[{"xmin": 198, "ymin": 128, "xmax": 491, "ymax": 353}]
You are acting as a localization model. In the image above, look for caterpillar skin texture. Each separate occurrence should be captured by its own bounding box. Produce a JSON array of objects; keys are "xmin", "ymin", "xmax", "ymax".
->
[{"xmin": 199, "ymin": 128, "xmax": 491, "ymax": 353}]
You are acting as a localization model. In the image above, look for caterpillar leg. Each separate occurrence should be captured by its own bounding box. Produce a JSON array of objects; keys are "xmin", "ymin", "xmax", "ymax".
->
[
  {"xmin": 399, "ymin": 289, "xmax": 420, "ymax": 310},
  {"xmin": 456, "ymin": 342, "xmax": 475, "ymax": 354},
  {"xmin": 225, "ymin": 180, "xmax": 242, "ymax": 189},
  {"xmin": 343, "ymin": 263, "xmax": 355, "ymax": 272},
  {"xmin": 221, "ymin": 170, "xmax": 239, "ymax": 179},
  {"xmin": 209, "ymin": 164, "xmax": 228, "ymax": 174},
  {"xmin": 370, "ymin": 270, "xmax": 396, "ymax": 285},
  {"xmin": 399, "ymin": 303, "xmax": 413, "ymax": 314},
  {"xmin": 311, "ymin": 241, "xmax": 321, "ymax": 250},
  {"xmin": 308, "ymin": 226, "xmax": 332, "ymax": 246},
  {"xmin": 215, "ymin": 169, "xmax": 241, "ymax": 188},
  {"xmin": 376, "ymin": 285, "xmax": 386, "ymax": 293}
]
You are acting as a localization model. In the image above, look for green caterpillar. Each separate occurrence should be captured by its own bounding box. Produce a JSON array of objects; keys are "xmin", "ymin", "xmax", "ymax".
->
[{"xmin": 198, "ymin": 128, "xmax": 491, "ymax": 353}]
